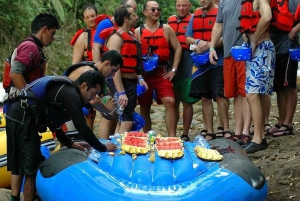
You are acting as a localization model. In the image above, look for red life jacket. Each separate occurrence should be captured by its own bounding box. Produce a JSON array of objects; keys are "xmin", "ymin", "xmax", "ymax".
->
[
  {"xmin": 3, "ymin": 37, "xmax": 46, "ymax": 91},
  {"xmin": 101, "ymin": 28, "xmax": 138, "ymax": 73},
  {"xmin": 70, "ymin": 14, "xmax": 110, "ymax": 61},
  {"xmin": 70, "ymin": 28, "xmax": 96, "ymax": 61},
  {"xmin": 237, "ymin": 0, "xmax": 260, "ymax": 33},
  {"xmin": 140, "ymin": 23, "xmax": 170, "ymax": 63},
  {"xmin": 193, "ymin": 7, "xmax": 218, "ymax": 41},
  {"xmin": 295, "ymin": 4, "xmax": 300, "ymax": 22},
  {"xmin": 270, "ymin": 0, "xmax": 295, "ymax": 31},
  {"xmin": 168, "ymin": 14, "xmax": 192, "ymax": 50}
]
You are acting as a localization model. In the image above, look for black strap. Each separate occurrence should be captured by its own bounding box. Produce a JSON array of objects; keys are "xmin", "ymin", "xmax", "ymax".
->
[{"xmin": 85, "ymin": 28, "xmax": 92, "ymax": 51}]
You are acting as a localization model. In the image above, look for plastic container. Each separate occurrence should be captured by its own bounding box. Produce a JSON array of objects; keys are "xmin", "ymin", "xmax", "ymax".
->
[
  {"xmin": 289, "ymin": 48, "xmax": 300, "ymax": 61},
  {"xmin": 231, "ymin": 43, "xmax": 251, "ymax": 61},
  {"xmin": 190, "ymin": 51, "xmax": 210, "ymax": 66},
  {"xmin": 131, "ymin": 112, "xmax": 145, "ymax": 131},
  {"xmin": 194, "ymin": 135, "xmax": 210, "ymax": 148},
  {"xmin": 136, "ymin": 84, "xmax": 146, "ymax": 97},
  {"xmin": 143, "ymin": 54, "xmax": 159, "ymax": 72},
  {"xmin": 82, "ymin": 107, "xmax": 90, "ymax": 116}
]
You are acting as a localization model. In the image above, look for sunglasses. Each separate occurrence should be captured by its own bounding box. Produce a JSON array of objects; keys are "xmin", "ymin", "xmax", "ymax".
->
[{"xmin": 150, "ymin": 7, "xmax": 161, "ymax": 12}]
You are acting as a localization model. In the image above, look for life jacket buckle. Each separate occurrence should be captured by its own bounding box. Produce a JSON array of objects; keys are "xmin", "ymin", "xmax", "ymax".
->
[{"xmin": 21, "ymin": 99, "xmax": 29, "ymax": 109}]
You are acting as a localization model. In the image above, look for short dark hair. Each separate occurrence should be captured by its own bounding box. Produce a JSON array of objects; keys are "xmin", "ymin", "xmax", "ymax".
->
[
  {"xmin": 114, "ymin": 5, "xmax": 131, "ymax": 27},
  {"xmin": 74, "ymin": 70, "xmax": 105, "ymax": 91},
  {"xmin": 82, "ymin": 4, "xmax": 98, "ymax": 18},
  {"xmin": 101, "ymin": 50, "xmax": 123, "ymax": 68},
  {"xmin": 31, "ymin": 13, "xmax": 60, "ymax": 34}
]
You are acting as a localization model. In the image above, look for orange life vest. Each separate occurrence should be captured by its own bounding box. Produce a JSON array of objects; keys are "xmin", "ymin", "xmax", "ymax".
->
[
  {"xmin": 192, "ymin": 7, "xmax": 218, "ymax": 42},
  {"xmin": 237, "ymin": 0, "xmax": 260, "ymax": 33},
  {"xmin": 140, "ymin": 24, "xmax": 170, "ymax": 63},
  {"xmin": 101, "ymin": 28, "xmax": 138, "ymax": 73},
  {"xmin": 70, "ymin": 28, "xmax": 96, "ymax": 61},
  {"xmin": 70, "ymin": 14, "xmax": 110, "ymax": 61},
  {"xmin": 3, "ymin": 38, "xmax": 46, "ymax": 91},
  {"xmin": 271, "ymin": 0, "xmax": 295, "ymax": 31},
  {"xmin": 168, "ymin": 14, "xmax": 192, "ymax": 50}
]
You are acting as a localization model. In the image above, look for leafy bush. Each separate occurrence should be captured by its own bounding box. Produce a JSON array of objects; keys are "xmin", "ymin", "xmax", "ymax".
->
[{"xmin": 0, "ymin": 0, "xmax": 200, "ymax": 80}]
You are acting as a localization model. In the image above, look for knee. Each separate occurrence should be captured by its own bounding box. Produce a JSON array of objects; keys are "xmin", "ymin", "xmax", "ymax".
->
[
  {"xmin": 201, "ymin": 97, "xmax": 212, "ymax": 104},
  {"xmin": 163, "ymin": 98, "xmax": 175, "ymax": 108}
]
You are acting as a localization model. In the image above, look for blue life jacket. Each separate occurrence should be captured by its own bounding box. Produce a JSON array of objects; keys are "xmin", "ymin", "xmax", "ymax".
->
[{"xmin": 19, "ymin": 76, "xmax": 73, "ymax": 103}]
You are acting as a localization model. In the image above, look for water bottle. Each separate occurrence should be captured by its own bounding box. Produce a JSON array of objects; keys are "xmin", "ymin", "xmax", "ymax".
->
[
  {"xmin": 114, "ymin": 92, "xmax": 123, "ymax": 117},
  {"xmin": 102, "ymin": 95, "xmax": 111, "ymax": 104},
  {"xmin": 194, "ymin": 135, "xmax": 210, "ymax": 148},
  {"xmin": 88, "ymin": 149, "xmax": 102, "ymax": 164}
]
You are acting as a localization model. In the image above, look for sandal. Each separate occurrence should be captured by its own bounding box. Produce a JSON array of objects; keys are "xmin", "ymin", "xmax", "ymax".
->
[
  {"xmin": 181, "ymin": 134, "xmax": 190, "ymax": 142},
  {"xmin": 200, "ymin": 129, "xmax": 207, "ymax": 136},
  {"xmin": 264, "ymin": 124, "xmax": 272, "ymax": 136},
  {"xmin": 272, "ymin": 124, "xmax": 294, "ymax": 137},
  {"xmin": 236, "ymin": 134, "xmax": 251, "ymax": 145},
  {"xmin": 215, "ymin": 127, "xmax": 224, "ymax": 138},
  {"xmin": 223, "ymin": 131, "xmax": 233, "ymax": 139},
  {"xmin": 203, "ymin": 133, "xmax": 216, "ymax": 141},
  {"xmin": 268, "ymin": 124, "xmax": 281, "ymax": 135}
]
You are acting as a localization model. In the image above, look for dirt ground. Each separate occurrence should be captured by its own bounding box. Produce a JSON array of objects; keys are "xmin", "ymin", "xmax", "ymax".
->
[
  {"xmin": 246, "ymin": 95, "xmax": 300, "ymax": 201},
  {"xmin": 130, "ymin": 93, "xmax": 300, "ymax": 201}
]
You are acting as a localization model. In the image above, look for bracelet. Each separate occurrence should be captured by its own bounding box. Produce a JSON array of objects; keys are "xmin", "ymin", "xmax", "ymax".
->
[
  {"xmin": 209, "ymin": 47, "xmax": 215, "ymax": 51},
  {"xmin": 138, "ymin": 78, "xmax": 144, "ymax": 82},
  {"xmin": 195, "ymin": 39, "xmax": 201, "ymax": 45},
  {"xmin": 118, "ymin": 91, "xmax": 126, "ymax": 96}
]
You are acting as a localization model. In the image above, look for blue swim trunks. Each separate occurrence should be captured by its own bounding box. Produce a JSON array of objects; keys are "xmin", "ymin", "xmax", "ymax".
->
[{"xmin": 246, "ymin": 40, "xmax": 275, "ymax": 95}]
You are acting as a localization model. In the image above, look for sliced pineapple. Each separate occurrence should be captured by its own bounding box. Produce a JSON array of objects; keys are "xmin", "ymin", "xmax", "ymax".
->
[{"xmin": 194, "ymin": 146, "xmax": 223, "ymax": 161}]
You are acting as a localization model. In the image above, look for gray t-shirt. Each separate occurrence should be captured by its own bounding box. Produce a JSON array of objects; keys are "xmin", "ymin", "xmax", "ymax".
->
[
  {"xmin": 270, "ymin": 0, "xmax": 300, "ymax": 54},
  {"xmin": 217, "ymin": 0, "xmax": 244, "ymax": 58}
]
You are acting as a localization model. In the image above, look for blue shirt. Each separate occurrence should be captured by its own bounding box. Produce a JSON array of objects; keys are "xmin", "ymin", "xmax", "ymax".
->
[
  {"xmin": 185, "ymin": 15, "xmax": 224, "ymax": 68},
  {"xmin": 94, "ymin": 18, "xmax": 114, "ymax": 45}
]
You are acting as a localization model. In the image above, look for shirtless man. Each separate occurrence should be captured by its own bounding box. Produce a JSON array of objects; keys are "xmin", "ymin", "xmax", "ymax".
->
[
  {"xmin": 63, "ymin": 50, "xmax": 123, "ymax": 135},
  {"xmin": 71, "ymin": 4, "xmax": 98, "ymax": 64},
  {"xmin": 242, "ymin": 0, "xmax": 275, "ymax": 153}
]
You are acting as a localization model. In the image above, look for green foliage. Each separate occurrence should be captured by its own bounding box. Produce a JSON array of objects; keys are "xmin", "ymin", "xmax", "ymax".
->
[{"xmin": 0, "ymin": 0, "xmax": 201, "ymax": 80}]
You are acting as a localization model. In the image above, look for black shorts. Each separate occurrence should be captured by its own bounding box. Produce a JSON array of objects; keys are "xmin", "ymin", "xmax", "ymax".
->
[
  {"xmin": 273, "ymin": 53, "xmax": 298, "ymax": 91},
  {"xmin": 189, "ymin": 66, "xmax": 225, "ymax": 100},
  {"xmin": 6, "ymin": 114, "xmax": 44, "ymax": 175},
  {"xmin": 120, "ymin": 78, "xmax": 137, "ymax": 122}
]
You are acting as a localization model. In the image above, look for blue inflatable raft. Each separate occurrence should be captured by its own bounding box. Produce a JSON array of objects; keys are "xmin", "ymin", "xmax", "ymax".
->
[{"xmin": 36, "ymin": 139, "xmax": 268, "ymax": 201}]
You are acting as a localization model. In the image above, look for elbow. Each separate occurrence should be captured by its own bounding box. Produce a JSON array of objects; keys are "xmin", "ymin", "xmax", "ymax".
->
[{"xmin": 262, "ymin": 14, "xmax": 272, "ymax": 24}]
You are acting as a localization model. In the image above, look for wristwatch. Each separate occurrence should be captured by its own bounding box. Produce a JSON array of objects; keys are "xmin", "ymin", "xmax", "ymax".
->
[{"xmin": 171, "ymin": 68, "xmax": 177, "ymax": 73}]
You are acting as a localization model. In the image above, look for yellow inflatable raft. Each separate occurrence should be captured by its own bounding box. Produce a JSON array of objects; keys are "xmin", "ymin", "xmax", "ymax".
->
[{"xmin": 0, "ymin": 109, "xmax": 56, "ymax": 188}]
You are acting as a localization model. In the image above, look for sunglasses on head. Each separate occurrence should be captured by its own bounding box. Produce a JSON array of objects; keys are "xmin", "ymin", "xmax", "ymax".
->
[{"xmin": 150, "ymin": 7, "xmax": 161, "ymax": 12}]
